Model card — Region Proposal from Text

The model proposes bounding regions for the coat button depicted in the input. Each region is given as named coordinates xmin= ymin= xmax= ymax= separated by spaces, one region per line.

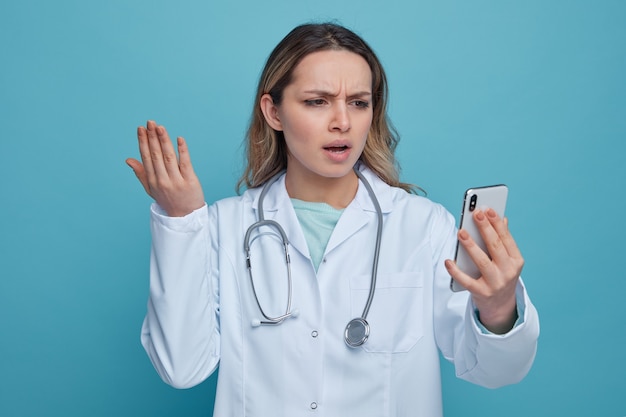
xmin=310 ymin=402 xmax=318 ymax=410
xmin=311 ymin=330 xmax=318 ymax=338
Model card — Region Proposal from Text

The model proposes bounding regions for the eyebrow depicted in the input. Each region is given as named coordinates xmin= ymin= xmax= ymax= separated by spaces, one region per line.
xmin=303 ymin=89 xmax=372 ymax=98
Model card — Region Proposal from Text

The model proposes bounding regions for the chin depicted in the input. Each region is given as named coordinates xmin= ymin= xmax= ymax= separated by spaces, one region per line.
xmin=320 ymin=165 xmax=358 ymax=180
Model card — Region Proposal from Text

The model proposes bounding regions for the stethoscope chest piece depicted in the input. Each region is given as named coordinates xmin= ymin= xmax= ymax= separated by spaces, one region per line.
xmin=344 ymin=317 xmax=370 ymax=348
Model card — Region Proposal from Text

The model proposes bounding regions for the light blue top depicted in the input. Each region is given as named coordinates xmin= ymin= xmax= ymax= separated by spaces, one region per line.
xmin=291 ymin=198 xmax=344 ymax=271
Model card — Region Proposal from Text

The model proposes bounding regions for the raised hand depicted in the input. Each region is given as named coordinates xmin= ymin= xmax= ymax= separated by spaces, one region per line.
xmin=445 ymin=208 xmax=523 ymax=334
xmin=126 ymin=120 xmax=205 ymax=217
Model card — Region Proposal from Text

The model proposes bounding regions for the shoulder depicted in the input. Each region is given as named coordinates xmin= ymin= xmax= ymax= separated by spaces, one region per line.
xmin=359 ymin=165 xmax=449 ymax=215
xmin=357 ymin=165 xmax=455 ymax=228
xmin=209 ymin=186 xmax=259 ymax=211
xmin=390 ymin=188 xmax=456 ymax=231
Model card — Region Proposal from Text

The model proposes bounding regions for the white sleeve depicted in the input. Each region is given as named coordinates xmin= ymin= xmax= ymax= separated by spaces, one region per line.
xmin=140 ymin=203 xmax=220 ymax=389
xmin=432 ymin=206 xmax=540 ymax=389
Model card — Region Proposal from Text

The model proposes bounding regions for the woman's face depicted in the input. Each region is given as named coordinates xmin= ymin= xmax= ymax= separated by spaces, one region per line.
xmin=262 ymin=49 xmax=373 ymax=183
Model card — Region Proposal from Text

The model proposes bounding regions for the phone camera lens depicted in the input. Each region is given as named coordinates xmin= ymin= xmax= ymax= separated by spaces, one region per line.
xmin=469 ymin=194 xmax=477 ymax=212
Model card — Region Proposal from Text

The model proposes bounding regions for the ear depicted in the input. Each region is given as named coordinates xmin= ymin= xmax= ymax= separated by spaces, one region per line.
xmin=260 ymin=93 xmax=283 ymax=131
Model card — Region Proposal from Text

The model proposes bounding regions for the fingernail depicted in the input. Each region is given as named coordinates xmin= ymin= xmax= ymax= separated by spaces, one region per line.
xmin=475 ymin=210 xmax=485 ymax=221
xmin=459 ymin=229 xmax=469 ymax=240
xmin=487 ymin=208 xmax=496 ymax=218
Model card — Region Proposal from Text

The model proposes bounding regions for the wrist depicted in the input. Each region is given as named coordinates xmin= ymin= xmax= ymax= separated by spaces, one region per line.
xmin=475 ymin=299 xmax=518 ymax=335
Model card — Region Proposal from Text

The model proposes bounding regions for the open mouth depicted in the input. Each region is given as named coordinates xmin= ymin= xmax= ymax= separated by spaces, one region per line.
xmin=324 ymin=145 xmax=349 ymax=153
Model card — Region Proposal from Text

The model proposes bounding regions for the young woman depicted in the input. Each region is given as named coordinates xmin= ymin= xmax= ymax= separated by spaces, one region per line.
xmin=126 ymin=23 xmax=539 ymax=417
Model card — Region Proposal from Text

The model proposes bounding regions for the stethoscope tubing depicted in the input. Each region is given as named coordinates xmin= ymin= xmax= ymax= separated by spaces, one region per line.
xmin=244 ymin=165 xmax=382 ymax=347
xmin=244 ymin=169 xmax=294 ymax=326
xmin=353 ymin=167 xmax=382 ymax=322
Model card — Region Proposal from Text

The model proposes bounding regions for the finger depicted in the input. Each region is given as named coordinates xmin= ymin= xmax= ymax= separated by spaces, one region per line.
xmin=486 ymin=209 xmax=523 ymax=261
xmin=155 ymin=124 xmax=184 ymax=180
xmin=457 ymin=227 xmax=498 ymax=279
xmin=445 ymin=258 xmax=485 ymax=294
xmin=472 ymin=209 xmax=510 ymax=266
xmin=137 ymin=125 xmax=156 ymax=186
xmin=125 ymin=158 xmax=152 ymax=196
xmin=176 ymin=136 xmax=196 ymax=180
xmin=145 ymin=120 xmax=170 ymax=180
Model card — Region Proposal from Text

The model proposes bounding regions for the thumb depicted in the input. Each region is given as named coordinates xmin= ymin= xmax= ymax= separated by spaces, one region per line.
xmin=125 ymin=158 xmax=152 ymax=197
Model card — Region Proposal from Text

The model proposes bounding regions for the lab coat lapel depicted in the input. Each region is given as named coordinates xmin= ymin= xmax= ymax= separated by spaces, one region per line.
xmin=325 ymin=167 xmax=392 ymax=255
xmin=324 ymin=203 xmax=369 ymax=255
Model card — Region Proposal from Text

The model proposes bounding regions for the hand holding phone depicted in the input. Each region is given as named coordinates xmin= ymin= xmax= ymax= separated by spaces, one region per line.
xmin=450 ymin=185 xmax=508 ymax=292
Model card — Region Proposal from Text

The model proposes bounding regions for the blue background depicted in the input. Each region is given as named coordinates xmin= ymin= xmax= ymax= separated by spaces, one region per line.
xmin=1 ymin=0 xmax=625 ymax=416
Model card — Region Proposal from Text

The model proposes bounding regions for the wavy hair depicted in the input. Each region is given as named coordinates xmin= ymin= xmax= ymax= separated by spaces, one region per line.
xmin=237 ymin=22 xmax=415 ymax=193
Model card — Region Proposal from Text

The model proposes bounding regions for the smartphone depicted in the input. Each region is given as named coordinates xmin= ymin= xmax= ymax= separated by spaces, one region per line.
xmin=450 ymin=185 xmax=508 ymax=292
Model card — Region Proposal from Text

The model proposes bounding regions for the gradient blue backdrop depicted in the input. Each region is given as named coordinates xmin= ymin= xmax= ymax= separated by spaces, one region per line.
xmin=1 ymin=1 xmax=624 ymax=416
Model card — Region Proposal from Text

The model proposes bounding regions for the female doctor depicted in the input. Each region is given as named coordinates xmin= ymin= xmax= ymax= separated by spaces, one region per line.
xmin=126 ymin=23 xmax=539 ymax=417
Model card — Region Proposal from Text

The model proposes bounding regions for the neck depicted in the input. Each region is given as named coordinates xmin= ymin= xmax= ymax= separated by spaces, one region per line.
xmin=285 ymin=169 xmax=358 ymax=209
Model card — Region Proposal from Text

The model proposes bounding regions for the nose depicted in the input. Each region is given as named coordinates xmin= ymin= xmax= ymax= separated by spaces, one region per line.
xmin=329 ymin=103 xmax=350 ymax=132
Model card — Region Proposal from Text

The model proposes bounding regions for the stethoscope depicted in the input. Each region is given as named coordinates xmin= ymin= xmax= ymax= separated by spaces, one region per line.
xmin=244 ymin=166 xmax=382 ymax=348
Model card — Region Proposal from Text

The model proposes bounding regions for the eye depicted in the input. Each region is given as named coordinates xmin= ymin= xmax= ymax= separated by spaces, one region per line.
xmin=351 ymin=99 xmax=370 ymax=109
xmin=304 ymin=98 xmax=327 ymax=106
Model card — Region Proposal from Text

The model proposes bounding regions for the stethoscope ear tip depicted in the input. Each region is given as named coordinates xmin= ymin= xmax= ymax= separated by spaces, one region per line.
xmin=251 ymin=319 xmax=261 ymax=327
xmin=291 ymin=309 xmax=300 ymax=318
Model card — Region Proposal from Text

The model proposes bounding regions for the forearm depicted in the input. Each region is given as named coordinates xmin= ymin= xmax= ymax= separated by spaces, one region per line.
xmin=141 ymin=203 xmax=220 ymax=388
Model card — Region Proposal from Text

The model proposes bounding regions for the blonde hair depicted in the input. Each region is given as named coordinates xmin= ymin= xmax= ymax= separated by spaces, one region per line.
xmin=237 ymin=22 xmax=416 ymax=193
